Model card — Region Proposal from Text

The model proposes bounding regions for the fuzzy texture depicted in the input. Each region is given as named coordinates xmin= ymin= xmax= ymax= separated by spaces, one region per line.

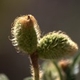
xmin=37 ymin=31 xmax=78 ymax=59
xmin=11 ymin=14 xmax=41 ymax=54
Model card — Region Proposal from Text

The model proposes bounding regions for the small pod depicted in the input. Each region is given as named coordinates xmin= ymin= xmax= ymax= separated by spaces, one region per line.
xmin=11 ymin=14 xmax=41 ymax=54
xmin=37 ymin=31 xmax=78 ymax=59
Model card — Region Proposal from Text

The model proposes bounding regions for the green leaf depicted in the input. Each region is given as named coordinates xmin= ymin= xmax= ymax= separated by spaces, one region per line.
xmin=71 ymin=51 xmax=80 ymax=74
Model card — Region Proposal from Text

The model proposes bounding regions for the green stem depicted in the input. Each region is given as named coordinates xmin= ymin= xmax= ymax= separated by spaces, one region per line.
xmin=30 ymin=52 xmax=39 ymax=80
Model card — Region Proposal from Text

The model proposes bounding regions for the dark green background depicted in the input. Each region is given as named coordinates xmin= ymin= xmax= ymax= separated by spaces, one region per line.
xmin=0 ymin=0 xmax=80 ymax=80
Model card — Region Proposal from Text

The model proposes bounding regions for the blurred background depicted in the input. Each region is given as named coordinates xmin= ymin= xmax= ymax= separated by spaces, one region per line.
xmin=0 ymin=0 xmax=80 ymax=80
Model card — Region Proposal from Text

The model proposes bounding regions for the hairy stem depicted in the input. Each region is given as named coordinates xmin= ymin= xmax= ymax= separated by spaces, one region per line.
xmin=30 ymin=52 xmax=39 ymax=80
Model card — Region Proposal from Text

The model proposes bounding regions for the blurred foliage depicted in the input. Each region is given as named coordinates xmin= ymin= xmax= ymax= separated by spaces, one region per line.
xmin=0 ymin=74 xmax=9 ymax=80
xmin=41 ymin=61 xmax=61 ymax=80
xmin=23 ymin=51 xmax=80 ymax=80
xmin=23 ymin=77 xmax=32 ymax=80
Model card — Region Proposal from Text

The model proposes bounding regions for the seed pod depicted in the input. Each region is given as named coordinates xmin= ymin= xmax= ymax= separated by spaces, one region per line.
xmin=11 ymin=14 xmax=41 ymax=54
xmin=37 ymin=31 xmax=78 ymax=59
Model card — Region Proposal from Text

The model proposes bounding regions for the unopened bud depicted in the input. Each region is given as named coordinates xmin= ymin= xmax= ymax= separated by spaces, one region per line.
xmin=11 ymin=14 xmax=41 ymax=54
xmin=37 ymin=31 xmax=78 ymax=59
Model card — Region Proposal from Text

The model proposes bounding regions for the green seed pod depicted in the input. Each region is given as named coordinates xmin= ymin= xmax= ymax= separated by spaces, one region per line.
xmin=11 ymin=14 xmax=41 ymax=54
xmin=37 ymin=31 xmax=78 ymax=59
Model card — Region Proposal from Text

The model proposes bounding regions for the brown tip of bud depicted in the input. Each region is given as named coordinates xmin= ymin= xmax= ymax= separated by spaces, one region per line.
xmin=18 ymin=15 xmax=32 ymax=27
xmin=14 ymin=14 xmax=38 ymax=28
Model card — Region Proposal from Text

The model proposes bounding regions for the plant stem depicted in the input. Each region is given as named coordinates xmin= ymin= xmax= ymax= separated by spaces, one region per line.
xmin=30 ymin=52 xmax=39 ymax=80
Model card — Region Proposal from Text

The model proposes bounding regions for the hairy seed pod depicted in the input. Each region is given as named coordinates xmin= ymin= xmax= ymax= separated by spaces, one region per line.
xmin=11 ymin=14 xmax=41 ymax=54
xmin=37 ymin=31 xmax=78 ymax=59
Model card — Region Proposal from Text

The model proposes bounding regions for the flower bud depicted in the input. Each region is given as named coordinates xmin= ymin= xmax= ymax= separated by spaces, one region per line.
xmin=11 ymin=14 xmax=41 ymax=54
xmin=37 ymin=31 xmax=78 ymax=59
